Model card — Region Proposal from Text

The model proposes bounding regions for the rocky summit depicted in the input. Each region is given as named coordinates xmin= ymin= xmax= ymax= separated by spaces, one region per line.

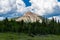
xmin=16 ymin=12 xmax=43 ymax=23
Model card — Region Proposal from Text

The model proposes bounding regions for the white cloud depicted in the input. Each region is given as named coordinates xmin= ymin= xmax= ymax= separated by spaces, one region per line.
xmin=0 ymin=17 xmax=5 ymax=20
xmin=48 ymin=16 xmax=60 ymax=22
xmin=58 ymin=2 xmax=60 ymax=7
xmin=0 ymin=0 xmax=60 ymax=20
xmin=0 ymin=0 xmax=11 ymax=13
xmin=16 ymin=0 xmax=26 ymax=12
xmin=0 ymin=0 xmax=25 ymax=14
xmin=29 ymin=0 xmax=59 ymax=16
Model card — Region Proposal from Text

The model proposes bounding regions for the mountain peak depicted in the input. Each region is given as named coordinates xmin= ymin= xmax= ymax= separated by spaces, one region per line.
xmin=16 ymin=12 xmax=42 ymax=23
xmin=24 ymin=12 xmax=33 ymax=16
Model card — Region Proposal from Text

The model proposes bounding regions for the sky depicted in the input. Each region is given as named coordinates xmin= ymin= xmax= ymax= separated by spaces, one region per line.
xmin=23 ymin=0 xmax=31 ymax=7
xmin=58 ymin=0 xmax=60 ymax=2
xmin=0 ymin=0 xmax=60 ymax=21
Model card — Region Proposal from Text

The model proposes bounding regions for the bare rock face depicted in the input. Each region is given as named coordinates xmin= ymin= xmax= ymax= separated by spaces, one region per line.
xmin=16 ymin=12 xmax=42 ymax=23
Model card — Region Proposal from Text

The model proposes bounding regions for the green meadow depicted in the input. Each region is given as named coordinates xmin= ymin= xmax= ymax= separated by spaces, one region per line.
xmin=0 ymin=33 xmax=60 ymax=40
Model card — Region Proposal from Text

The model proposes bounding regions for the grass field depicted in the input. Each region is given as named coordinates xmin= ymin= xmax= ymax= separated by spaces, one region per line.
xmin=0 ymin=33 xmax=60 ymax=40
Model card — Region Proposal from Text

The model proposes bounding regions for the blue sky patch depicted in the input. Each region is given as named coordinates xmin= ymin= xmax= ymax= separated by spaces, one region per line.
xmin=23 ymin=0 xmax=31 ymax=7
xmin=58 ymin=0 xmax=60 ymax=2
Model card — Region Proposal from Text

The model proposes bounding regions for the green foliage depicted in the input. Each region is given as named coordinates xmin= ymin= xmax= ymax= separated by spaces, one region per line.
xmin=0 ymin=18 xmax=60 ymax=35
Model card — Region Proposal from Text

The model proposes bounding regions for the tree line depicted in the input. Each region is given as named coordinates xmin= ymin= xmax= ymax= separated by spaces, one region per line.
xmin=0 ymin=18 xmax=60 ymax=35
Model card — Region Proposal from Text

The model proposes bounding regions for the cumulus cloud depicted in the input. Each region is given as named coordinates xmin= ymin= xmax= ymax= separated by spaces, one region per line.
xmin=0 ymin=0 xmax=28 ymax=14
xmin=0 ymin=0 xmax=16 ymax=13
xmin=29 ymin=0 xmax=59 ymax=16
xmin=0 ymin=0 xmax=27 ymax=18
xmin=0 ymin=0 xmax=59 ymax=15
xmin=16 ymin=0 xmax=25 ymax=12
xmin=58 ymin=2 xmax=60 ymax=7
xmin=0 ymin=0 xmax=60 ymax=20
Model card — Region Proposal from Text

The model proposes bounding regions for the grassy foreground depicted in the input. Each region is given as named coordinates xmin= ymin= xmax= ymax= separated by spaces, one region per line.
xmin=0 ymin=33 xmax=60 ymax=40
